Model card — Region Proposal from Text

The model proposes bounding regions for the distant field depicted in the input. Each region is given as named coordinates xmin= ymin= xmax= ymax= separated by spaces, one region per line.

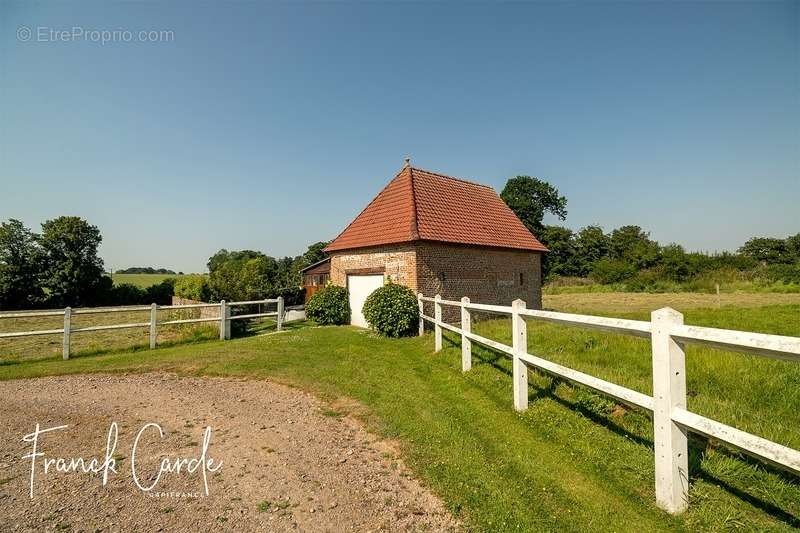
xmin=544 ymin=291 xmax=800 ymax=314
xmin=111 ymin=273 xmax=183 ymax=287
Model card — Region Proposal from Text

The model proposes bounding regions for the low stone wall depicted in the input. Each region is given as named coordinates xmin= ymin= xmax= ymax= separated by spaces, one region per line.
xmin=171 ymin=296 xmax=220 ymax=319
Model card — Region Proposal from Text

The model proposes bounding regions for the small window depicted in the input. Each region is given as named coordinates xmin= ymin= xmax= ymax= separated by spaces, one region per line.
xmin=519 ymin=272 xmax=525 ymax=285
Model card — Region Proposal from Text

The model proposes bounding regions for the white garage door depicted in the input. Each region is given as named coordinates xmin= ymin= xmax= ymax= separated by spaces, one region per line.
xmin=348 ymin=274 xmax=384 ymax=328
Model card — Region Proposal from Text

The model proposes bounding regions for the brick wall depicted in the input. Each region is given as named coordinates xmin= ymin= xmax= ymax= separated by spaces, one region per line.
xmin=329 ymin=244 xmax=418 ymax=290
xmin=329 ymin=241 xmax=543 ymax=324
xmin=416 ymin=242 xmax=542 ymax=323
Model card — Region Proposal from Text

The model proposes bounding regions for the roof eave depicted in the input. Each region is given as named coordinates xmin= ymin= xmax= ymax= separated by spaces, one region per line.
xmin=299 ymin=256 xmax=331 ymax=273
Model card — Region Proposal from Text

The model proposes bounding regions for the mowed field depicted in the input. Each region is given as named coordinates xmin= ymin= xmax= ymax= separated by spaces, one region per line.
xmin=111 ymin=272 xmax=185 ymax=287
xmin=544 ymin=290 xmax=800 ymax=314
xmin=0 ymin=292 xmax=798 ymax=531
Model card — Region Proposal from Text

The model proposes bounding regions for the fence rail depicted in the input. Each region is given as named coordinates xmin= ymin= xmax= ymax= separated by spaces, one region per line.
xmin=418 ymin=293 xmax=800 ymax=515
xmin=0 ymin=298 xmax=285 ymax=359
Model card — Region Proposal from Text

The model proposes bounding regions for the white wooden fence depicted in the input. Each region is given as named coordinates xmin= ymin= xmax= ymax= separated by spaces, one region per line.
xmin=418 ymin=293 xmax=800 ymax=515
xmin=0 ymin=297 xmax=284 ymax=360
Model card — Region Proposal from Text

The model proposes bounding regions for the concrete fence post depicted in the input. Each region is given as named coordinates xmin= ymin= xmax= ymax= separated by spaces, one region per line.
xmin=417 ymin=293 xmax=424 ymax=336
xmin=651 ymin=307 xmax=689 ymax=514
xmin=512 ymin=299 xmax=528 ymax=412
xmin=224 ymin=302 xmax=231 ymax=340
xmin=149 ymin=303 xmax=158 ymax=349
xmin=277 ymin=297 xmax=284 ymax=331
xmin=461 ymin=296 xmax=471 ymax=372
xmin=219 ymin=300 xmax=227 ymax=340
xmin=434 ymin=294 xmax=442 ymax=352
xmin=62 ymin=307 xmax=71 ymax=360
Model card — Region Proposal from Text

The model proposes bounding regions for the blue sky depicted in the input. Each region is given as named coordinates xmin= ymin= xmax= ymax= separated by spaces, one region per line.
xmin=1 ymin=1 xmax=798 ymax=273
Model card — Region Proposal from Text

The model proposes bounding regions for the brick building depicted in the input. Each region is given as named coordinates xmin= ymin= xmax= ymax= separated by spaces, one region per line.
xmin=324 ymin=161 xmax=547 ymax=326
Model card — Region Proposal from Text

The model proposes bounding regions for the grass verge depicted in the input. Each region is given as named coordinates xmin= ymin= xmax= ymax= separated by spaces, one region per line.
xmin=0 ymin=307 xmax=798 ymax=531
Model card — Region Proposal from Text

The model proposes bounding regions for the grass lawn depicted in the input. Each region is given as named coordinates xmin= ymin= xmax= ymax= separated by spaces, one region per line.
xmin=1 ymin=303 xmax=798 ymax=531
xmin=112 ymin=273 xmax=184 ymax=287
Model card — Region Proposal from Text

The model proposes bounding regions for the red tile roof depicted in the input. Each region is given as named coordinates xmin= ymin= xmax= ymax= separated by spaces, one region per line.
xmin=324 ymin=165 xmax=548 ymax=253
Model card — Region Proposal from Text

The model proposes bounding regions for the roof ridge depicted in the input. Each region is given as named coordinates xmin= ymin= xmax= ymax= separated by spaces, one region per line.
xmin=409 ymin=166 xmax=495 ymax=190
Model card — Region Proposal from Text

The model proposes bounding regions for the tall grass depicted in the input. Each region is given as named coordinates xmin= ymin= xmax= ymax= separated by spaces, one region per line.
xmin=545 ymin=269 xmax=800 ymax=295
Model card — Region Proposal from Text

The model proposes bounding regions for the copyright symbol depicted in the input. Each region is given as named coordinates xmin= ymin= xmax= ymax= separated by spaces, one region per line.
xmin=17 ymin=26 xmax=32 ymax=42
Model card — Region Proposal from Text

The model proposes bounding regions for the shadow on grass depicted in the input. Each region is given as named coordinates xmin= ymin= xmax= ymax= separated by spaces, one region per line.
xmin=238 ymin=319 xmax=309 ymax=338
xmin=441 ymin=329 xmax=800 ymax=528
xmin=697 ymin=469 xmax=800 ymax=528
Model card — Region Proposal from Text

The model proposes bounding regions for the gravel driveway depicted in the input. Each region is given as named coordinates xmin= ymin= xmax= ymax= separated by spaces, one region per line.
xmin=0 ymin=374 xmax=459 ymax=532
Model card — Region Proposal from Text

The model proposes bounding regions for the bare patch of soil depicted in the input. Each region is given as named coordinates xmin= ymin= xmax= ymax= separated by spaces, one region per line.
xmin=0 ymin=374 xmax=459 ymax=532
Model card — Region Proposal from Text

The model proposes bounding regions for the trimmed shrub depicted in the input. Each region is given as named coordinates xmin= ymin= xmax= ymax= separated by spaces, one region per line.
xmin=306 ymin=284 xmax=350 ymax=325
xmin=362 ymin=282 xmax=419 ymax=337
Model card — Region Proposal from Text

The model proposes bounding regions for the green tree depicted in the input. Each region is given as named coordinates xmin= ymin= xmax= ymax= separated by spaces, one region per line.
xmin=500 ymin=176 xmax=567 ymax=236
xmin=38 ymin=216 xmax=107 ymax=307
xmin=739 ymin=237 xmax=793 ymax=264
xmin=660 ymin=243 xmax=693 ymax=282
xmin=207 ymin=249 xmax=263 ymax=273
xmin=609 ymin=225 xmax=661 ymax=269
xmin=303 ymin=241 xmax=330 ymax=266
xmin=174 ymin=274 xmax=212 ymax=301
xmin=786 ymin=233 xmax=800 ymax=259
xmin=573 ymin=225 xmax=611 ymax=276
xmin=538 ymin=225 xmax=578 ymax=279
xmin=0 ymin=219 xmax=44 ymax=309
xmin=208 ymin=250 xmax=301 ymax=302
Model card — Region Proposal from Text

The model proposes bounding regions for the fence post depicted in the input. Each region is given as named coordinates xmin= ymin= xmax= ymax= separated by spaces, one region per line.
xmin=62 ymin=307 xmax=71 ymax=360
xmin=512 ymin=299 xmax=528 ymax=412
xmin=277 ymin=297 xmax=284 ymax=331
xmin=651 ymin=307 xmax=689 ymax=514
xmin=219 ymin=300 xmax=227 ymax=340
xmin=434 ymin=294 xmax=442 ymax=352
xmin=149 ymin=303 xmax=158 ymax=349
xmin=461 ymin=296 xmax=471 ymax=371
xmin=418 ymin=293 xmax=424 ymax=336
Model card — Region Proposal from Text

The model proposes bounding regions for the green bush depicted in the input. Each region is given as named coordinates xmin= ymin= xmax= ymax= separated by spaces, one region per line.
xmin=174 ymin=274 xmax=212 ymax=302
xmin=275 ymin=286 xmax=305 ymax=306
xmin=362 ymin=282 xmax=419 ymax=337
xmin=108 ymin=283 xmax=146 ymax=305
xmin=590 ymin=259 xmax=636 ymax=284
xmin=305 ymin=284 xmax=350 ymax=325
xmin=144 ymin=278 xmax=176 ymax=305
xmin=762 ymin=263 xmax=800 ymax=284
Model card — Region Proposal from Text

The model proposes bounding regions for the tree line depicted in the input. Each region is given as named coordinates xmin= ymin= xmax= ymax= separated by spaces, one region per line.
xmin=116 ymin=267 xmax=182 ymax=275
xmin=0 ymin=216 xmax=329 ymax=310
xmin=0 ymin=217 xmax=112 ymax=309
xmin=500 ymin=176 xmax=800 ymax=290
xmin=174 ymin=242 xmax=328 ymax=306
